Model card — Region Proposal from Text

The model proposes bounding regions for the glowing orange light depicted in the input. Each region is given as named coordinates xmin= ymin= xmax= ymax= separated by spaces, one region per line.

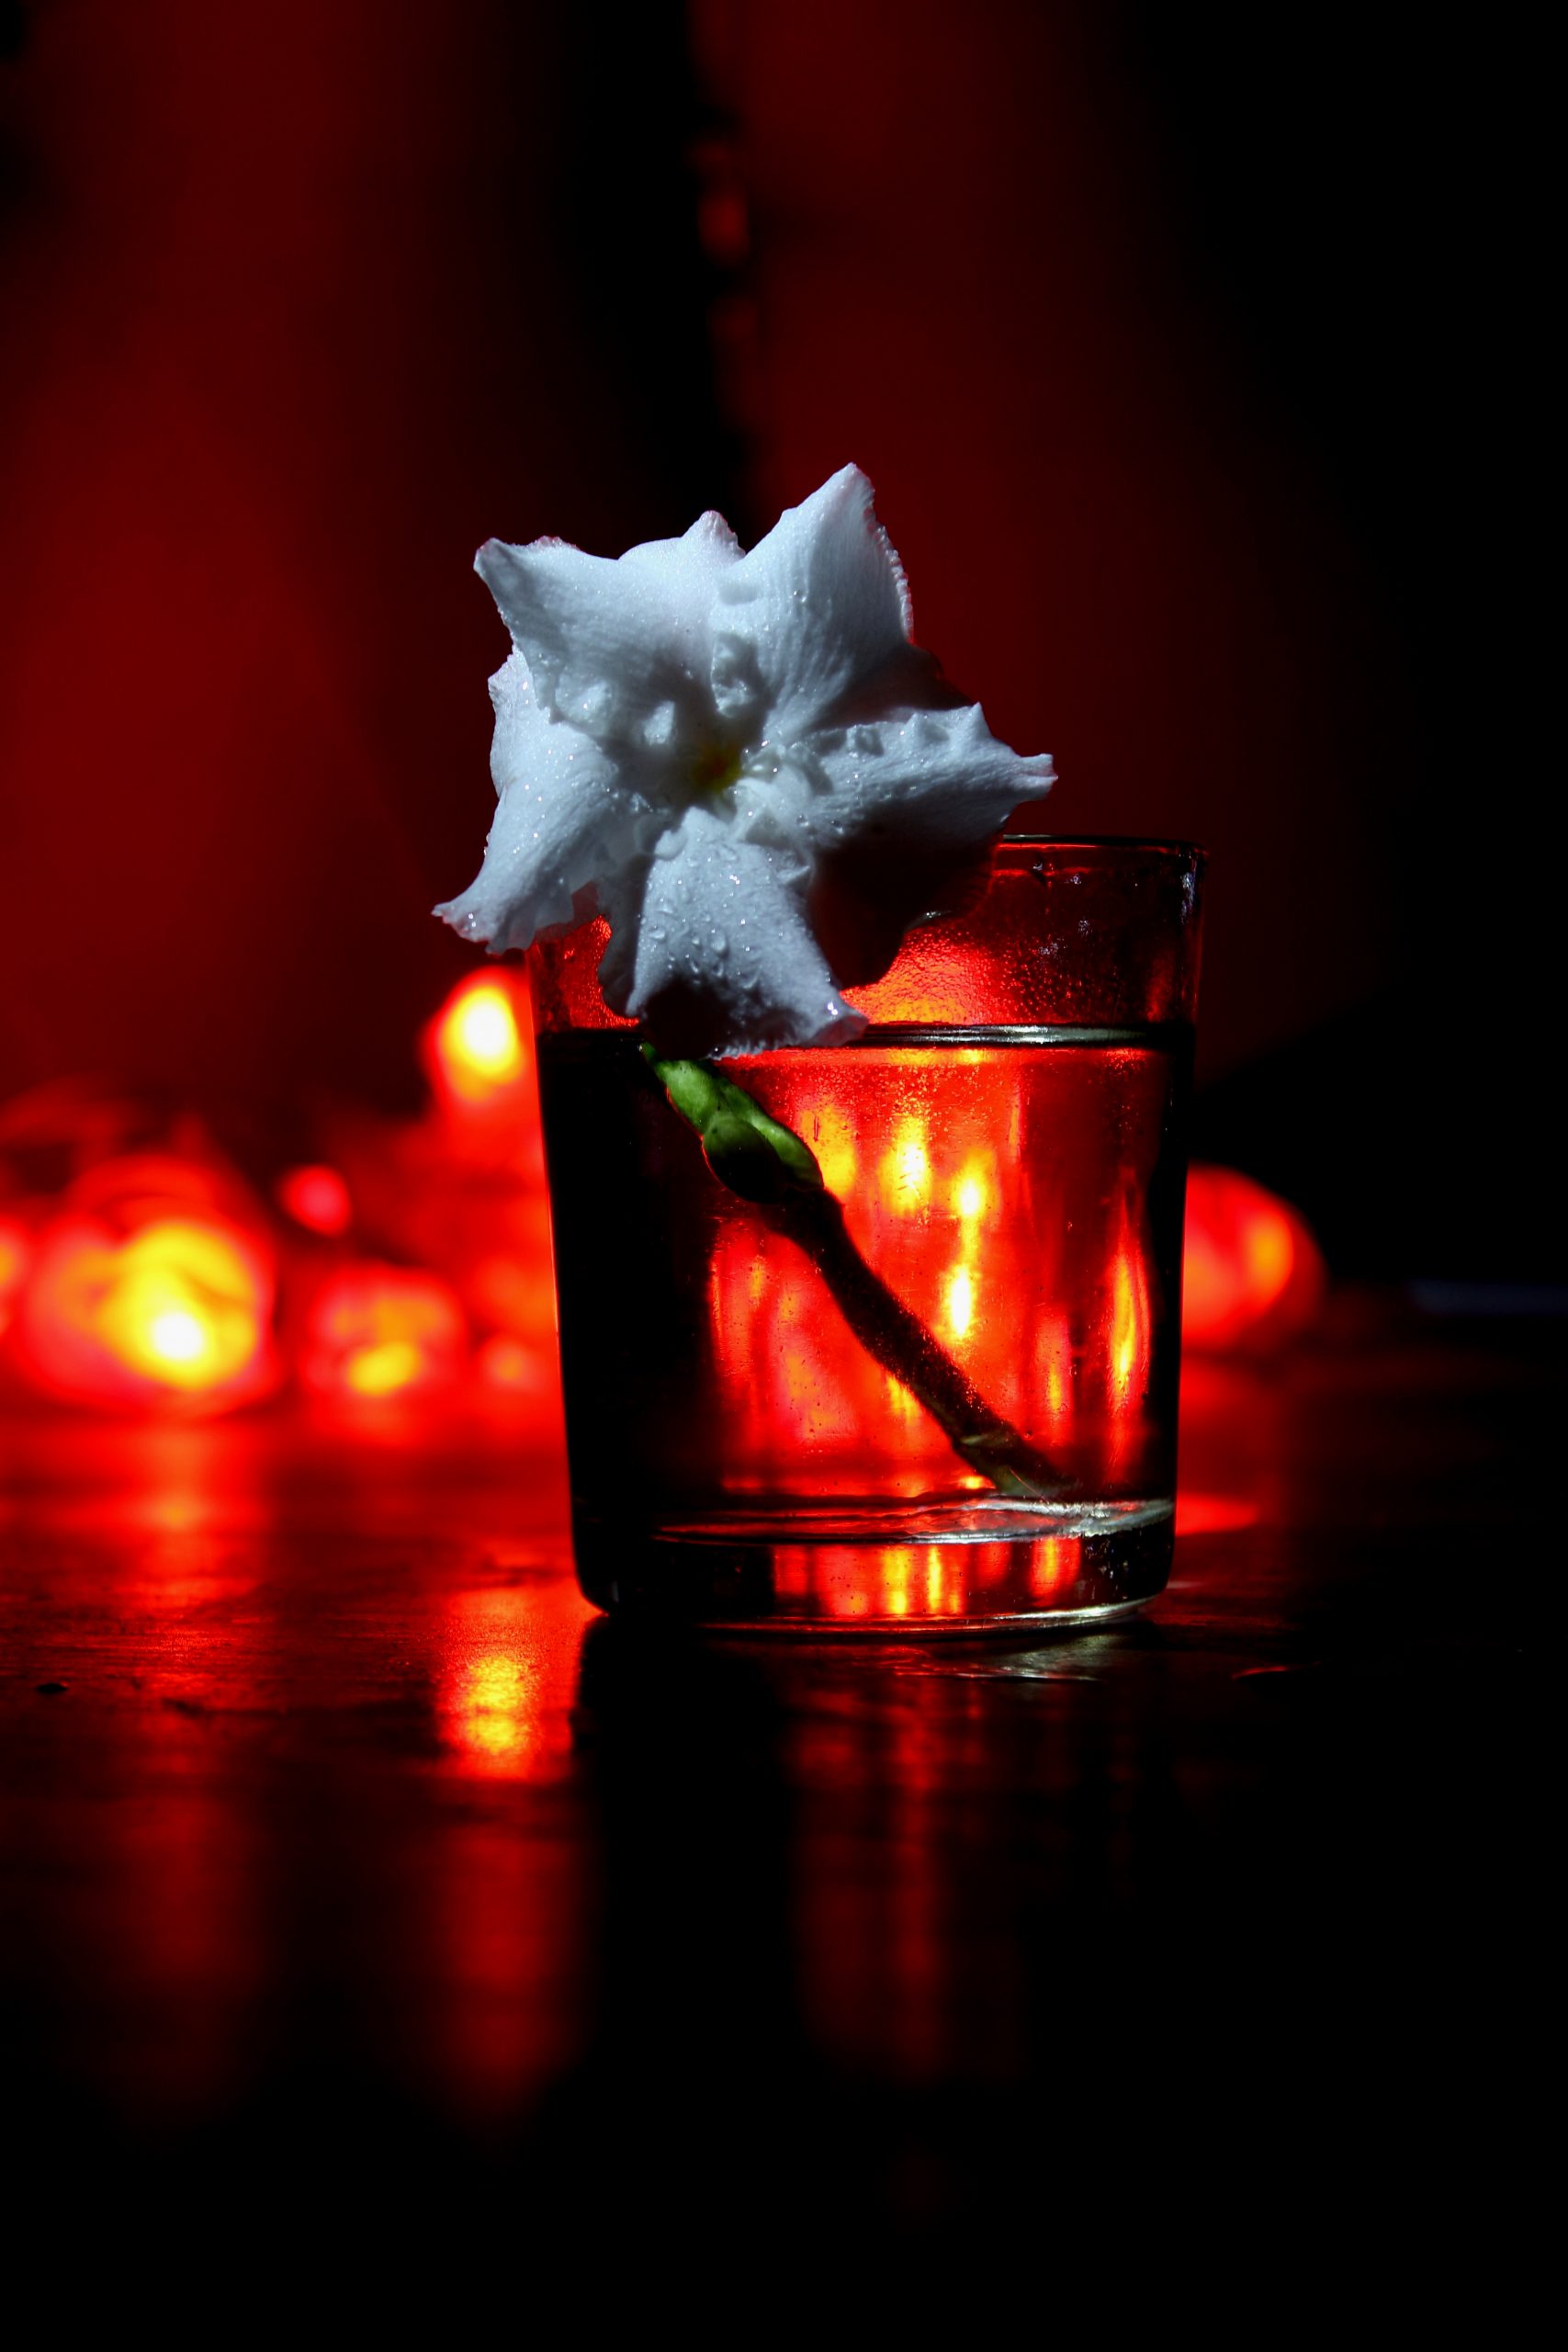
xmin=879 ymin=1117 xmax=931 ymax=1214
xmin=1036 ymin=1313 xmax=1074 ymax=1444
xmin=343 ymin=1338 xmax=425 ymax=1396
xmin=477 ymin=1332 xmax=547 ymax=1392
xmin=1109 ymin=1238 xmax=1148 ymax=1408
xmin=455 ymin=1653 xmax=538 ymax=1768
xmin=145 ymin=1488 xmax=209 ymax=1535
xmin=811 ymin=1104 xmax=859 ymax=1198
xmin=1029 ymin=1535 xmax=1082 ymax=1601
xmin=430 ymin=974 xmax=528 ymax=1107
xmin=14 ymin=1210 xmax=275 ymax=1411
xmin=773 ymin=1537 xmax=1051 ymax=1621
xmin=434 ymin=1588 xmax=579 ymax=1784
xmin=897 ymin=1138 xmax=930 ymax=1201
xmin=695 ymin=1057 xmax=1290 ymax=1541
xmin=147 ymin=1306 xmax=208 ymax=1364
xmin=844 ymin=952 xmax=986 ymax=1028
xmin=483 ymin=1338 xmax=533 ymax=1388
xmin=276 ymin=1163 xmax=352 ymax=1237
xmin=1182 ymin=1165 xmax=1325 ymax=1351
xmin=1101 ymin=1210 xmax=1154 ymax=1481
xmin=954 ymin=1169 xmax=988 ymax=1223
xmin=302 ymin=1262 xmax=467 ymax=1398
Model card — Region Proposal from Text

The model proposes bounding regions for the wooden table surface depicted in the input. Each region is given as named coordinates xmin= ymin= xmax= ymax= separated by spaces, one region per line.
xmin=1 ymin=1293 xmax=1551 ymax=2272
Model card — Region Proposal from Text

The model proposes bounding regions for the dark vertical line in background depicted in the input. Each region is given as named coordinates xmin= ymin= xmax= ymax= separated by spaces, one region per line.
xmin=0 ymin=4 xmax=38 ymax=250
xmin=550 ymin=0 xmax=745 ymax=537
xmin=0 ymin=0 xmax=29 ymax=60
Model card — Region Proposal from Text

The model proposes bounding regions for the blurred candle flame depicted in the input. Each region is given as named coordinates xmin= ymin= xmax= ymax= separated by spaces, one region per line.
xmin=428 ymin=973 xmax=529 ymax=1108
xmin=15 ymin=1210 xmax=275 ymax=1411
xmin=302 ymin=1262 xmax=467 ymax=1398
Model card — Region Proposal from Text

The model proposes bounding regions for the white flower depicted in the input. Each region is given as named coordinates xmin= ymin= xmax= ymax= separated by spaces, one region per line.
xmin=436 ymin=464 xmax=1052 ymax=1053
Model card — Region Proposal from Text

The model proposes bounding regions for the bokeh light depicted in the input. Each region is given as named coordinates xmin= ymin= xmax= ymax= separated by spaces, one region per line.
xmin=1183 ymin=1163 xmax=1325 ymax=1351
xmin=276 ymin=1164 xmax=353 ymax=1237
xmin=427 ymin=973 xmax=530 ymax=1109
xmin=301 ymin=1261 xmax=467 ymax=1399
xmin=15 ymin=1210 xmax=276 ymax=1412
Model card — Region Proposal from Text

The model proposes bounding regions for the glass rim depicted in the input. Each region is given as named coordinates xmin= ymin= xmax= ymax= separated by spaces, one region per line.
xmin=998 ymin=832 xmax=1206 ymax=864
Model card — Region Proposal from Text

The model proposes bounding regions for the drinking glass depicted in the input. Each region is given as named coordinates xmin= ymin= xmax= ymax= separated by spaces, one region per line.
xmin=530 ymin=837 xmax=1204 ymax=1632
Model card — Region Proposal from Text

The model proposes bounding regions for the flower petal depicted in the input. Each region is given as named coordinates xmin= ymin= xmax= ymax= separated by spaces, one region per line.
xmin=476 ymin=510 xmax=740 ymax=760
xmin=434 ymin=652 xmax=653 ymax=954
xmin=796 ymin=699 xmax=1054 ymax=857
xmin=710 ymin=464 xmax=921 ymax=745
xmin=597 ymin=807 xmax=866 ymax=1054
xmin=792 ymin=702 xmax=1055 ymax=987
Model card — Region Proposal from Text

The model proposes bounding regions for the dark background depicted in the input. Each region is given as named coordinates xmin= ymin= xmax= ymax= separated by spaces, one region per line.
xmin=1 ymin=2 xmax=1549 ymax=1274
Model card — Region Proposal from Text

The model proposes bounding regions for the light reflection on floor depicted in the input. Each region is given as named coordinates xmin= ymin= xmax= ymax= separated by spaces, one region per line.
xmin=436 ymin=1582 xmax=581 ymax=1783
xmin=0 ymin=1340 xmax=1315 ymax=2132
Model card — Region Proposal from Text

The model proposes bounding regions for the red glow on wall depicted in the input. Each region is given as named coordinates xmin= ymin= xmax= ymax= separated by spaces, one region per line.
xmin=0 ymin=1218 xmax=33 ymax=1337
xmin=301 ymin=1262 xmax=467 ymax=1399
xmin=1174 ymin=1490 xmax=1262 ymax=1534
xmin=276 ymin=1164 xmax=353 ymax=1238
xmin=1182 ymin=1164 xmax=1325 ymax=1352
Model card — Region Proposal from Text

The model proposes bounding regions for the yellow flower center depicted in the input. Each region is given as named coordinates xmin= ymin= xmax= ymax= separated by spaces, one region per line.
xmin=689 ymin=739 xmax=745 ymax=797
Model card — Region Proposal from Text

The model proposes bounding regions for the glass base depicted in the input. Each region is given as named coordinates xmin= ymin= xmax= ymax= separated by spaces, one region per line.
xmin=572 ymin=1498 xmax=1173 ymax=1636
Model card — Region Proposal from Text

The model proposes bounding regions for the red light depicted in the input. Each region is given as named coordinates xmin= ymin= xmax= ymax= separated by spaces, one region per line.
xmin=477 ymin=1332 xmax=549 ymax=1394
xmin=1176 ymin=1491 xmax=1262 ymax=1534
xmin=276 ymin=1164 xmax=352 ymax=1237
xmin=302 ymin=1262 xmax=467 ymax=1398
xmin=1182 ymin=1165 xmax=1325 ymax=1352
xmin=15 ymin=1209 xmax=276 ymax=1412
xmin=425 ymin=974 xmax=531 ymax=1109
xmin=0 ymin=1216 xmax=32 ymax=1336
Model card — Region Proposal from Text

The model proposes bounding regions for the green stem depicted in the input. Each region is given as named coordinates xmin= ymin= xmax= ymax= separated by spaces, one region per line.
xmin=642 ymin=1048 xmax=1065 ymax=1501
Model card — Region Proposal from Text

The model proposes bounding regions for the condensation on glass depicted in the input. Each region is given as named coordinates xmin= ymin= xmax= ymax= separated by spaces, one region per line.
xmin=530 ymin=839 xmax=1205 ymax=1633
